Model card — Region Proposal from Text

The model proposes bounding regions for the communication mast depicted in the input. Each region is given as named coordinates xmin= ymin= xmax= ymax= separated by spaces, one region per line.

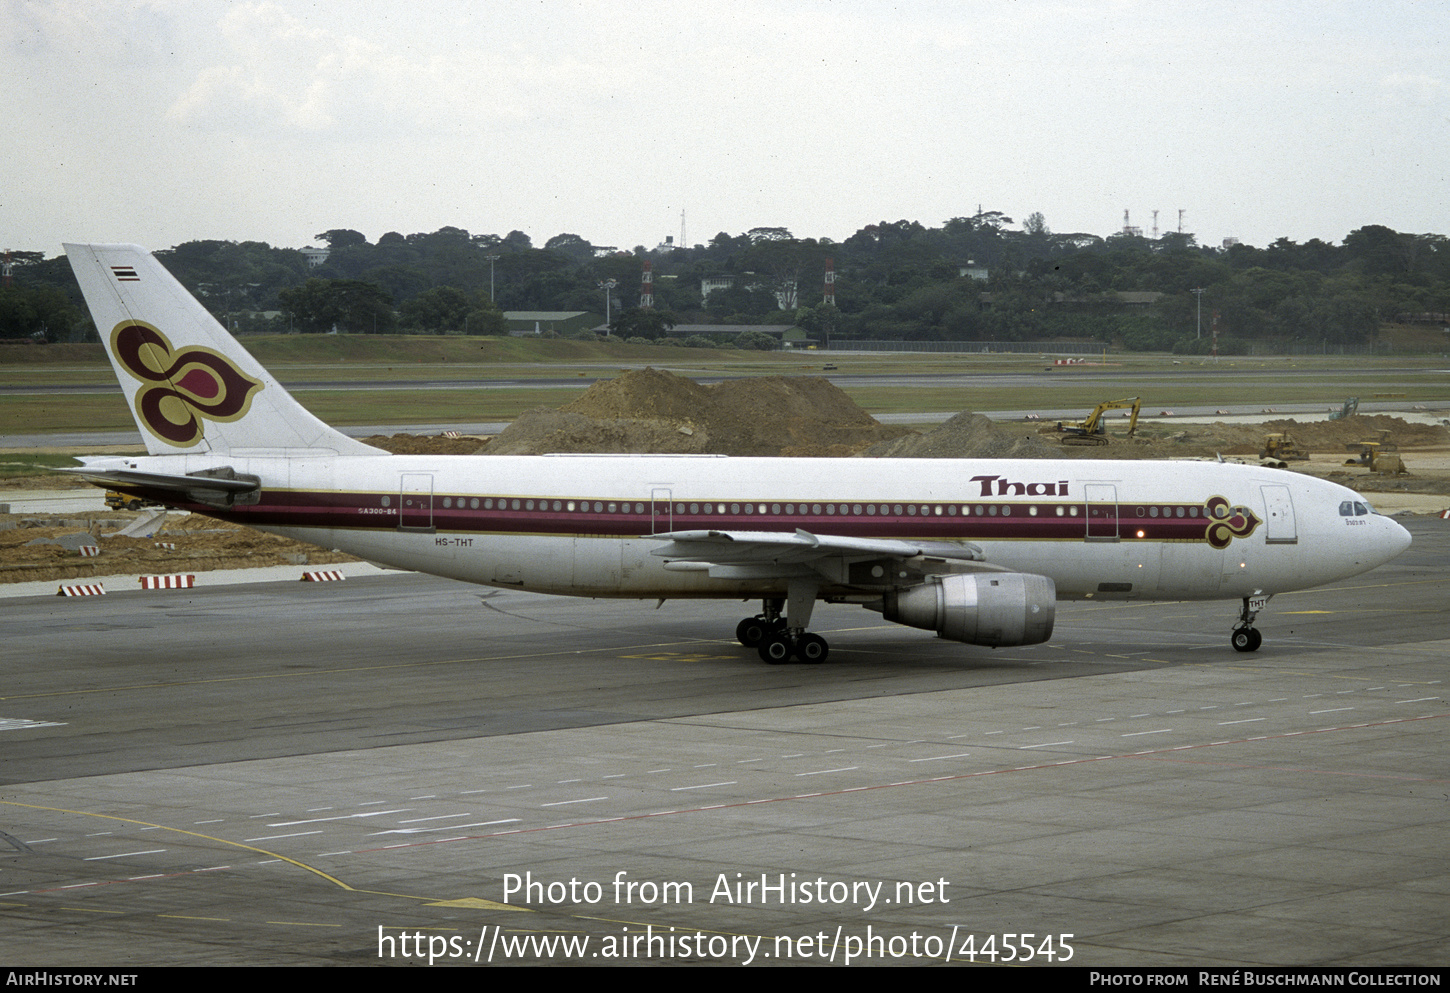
xmin=822 ymin=258 xmax=835 ymax=307
xmin=640 ymin=259 xmax=653 ymax=310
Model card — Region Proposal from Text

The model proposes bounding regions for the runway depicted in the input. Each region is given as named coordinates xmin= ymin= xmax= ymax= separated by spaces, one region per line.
xmin=1 ymin=518 xmax=1445 ymax=966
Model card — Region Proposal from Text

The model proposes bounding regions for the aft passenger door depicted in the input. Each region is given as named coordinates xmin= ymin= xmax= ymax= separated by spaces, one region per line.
xmin=398 ymin=472 xmax=435 ymax=532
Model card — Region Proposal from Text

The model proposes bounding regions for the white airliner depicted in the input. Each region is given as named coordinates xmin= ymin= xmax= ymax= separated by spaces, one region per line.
xmin=63 ymin=243 xmax=1411 ymax=663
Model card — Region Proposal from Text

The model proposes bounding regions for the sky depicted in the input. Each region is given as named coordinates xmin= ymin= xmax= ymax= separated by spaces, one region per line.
xmin=3 ymin=0 xmax=1447 ymax=257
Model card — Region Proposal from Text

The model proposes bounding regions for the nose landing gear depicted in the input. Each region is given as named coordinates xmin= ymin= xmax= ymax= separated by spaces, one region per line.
xmin=1231 ymin=593 xmax=1270 ymax=653
xmin=1231 ymin=627 xmax=1263 ymax=652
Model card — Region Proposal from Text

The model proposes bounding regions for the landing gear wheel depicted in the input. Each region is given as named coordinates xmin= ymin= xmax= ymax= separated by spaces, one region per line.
xmin=1231 ymin=627 xmax=1262 ymax=653
xmin=759 ymin=635 xmax=794 ymax=665
xmin=736 ymin=617 xmax=769 ymax=647
xmin=795 ymin=633 xmax=829 ymax=664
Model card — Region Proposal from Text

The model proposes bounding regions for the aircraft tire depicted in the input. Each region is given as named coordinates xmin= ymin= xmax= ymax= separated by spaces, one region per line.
xmin=1231 ymin=628 xmax=1262 ymax=653
xmin=759 ymin=635 xmax=794 ymax=665
xmin=736 ymin=617 xmax=768 ymax=647
xmin=796 ymin=633 xmax=829 ymax=664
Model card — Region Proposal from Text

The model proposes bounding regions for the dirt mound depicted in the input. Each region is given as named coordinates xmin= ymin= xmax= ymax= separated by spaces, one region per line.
xmin=1259 ymin=414 xmax=1447 ymax=450
xmin=562 ymin=366 xmax=712 ymax=422
xmin=1138 ymin=415 xmax=1450 ymax=457
xmin=358 ymin=433 xmax=487 ymax=455
xmin=479 ymin=407 xmax=710 ymax=456
xmin=479 ymin=368 xmax=907 ymax=457
xmin=859 ymin=412 xmax=1060 ymax=459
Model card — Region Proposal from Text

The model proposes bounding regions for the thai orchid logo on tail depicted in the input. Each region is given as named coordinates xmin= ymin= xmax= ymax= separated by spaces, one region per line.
xmin=112 ymin=321 xmax=263 ymax=447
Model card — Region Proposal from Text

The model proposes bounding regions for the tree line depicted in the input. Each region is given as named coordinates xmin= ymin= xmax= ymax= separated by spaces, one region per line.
xmin=4 ymin=217 xmax=1448 ymax=353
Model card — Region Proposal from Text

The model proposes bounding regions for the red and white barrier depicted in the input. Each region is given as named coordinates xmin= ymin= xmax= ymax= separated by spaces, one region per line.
xmin=57 ymin=583 xmax=106 ymax=596
xmin=301 ymin=570 xmax=346 ymax=582
xmin=139 ymin=574 xmax=195 ymax=589
xmin=77 ymin=545 xmax=100 ymax=557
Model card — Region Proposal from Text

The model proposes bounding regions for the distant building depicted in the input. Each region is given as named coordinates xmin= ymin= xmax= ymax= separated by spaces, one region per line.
xmin=958 ymin=260 xmax=988 ymax=281
xmin=300 ymin=247 xmax=330 ymax=268
xmin=503 ymin=311 xmax=603 ymax=336
xmin=699 ymin=274 xmax=799 ymax=311
xmin=700 ymin=275 xmax=736 ymax=300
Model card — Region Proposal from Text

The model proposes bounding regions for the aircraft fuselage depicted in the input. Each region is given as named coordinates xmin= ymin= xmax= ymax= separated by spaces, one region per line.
xmin=107 ymin=451 xmax=1409 ymax=603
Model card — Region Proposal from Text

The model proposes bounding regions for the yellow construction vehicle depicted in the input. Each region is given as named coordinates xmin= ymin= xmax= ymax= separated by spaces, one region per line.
xmin=1344 ymin=442 xmax=1406 ymax=474
xmin=1346 ymin=429 xmax=1397 ymax=453
xmin=1057 ymin=397 xmax=1141 ymax=446
xmin=104 ymin=490 xmax=159 ymax=511
xmin=1260 ymin=432 xmax=1309 ymax=461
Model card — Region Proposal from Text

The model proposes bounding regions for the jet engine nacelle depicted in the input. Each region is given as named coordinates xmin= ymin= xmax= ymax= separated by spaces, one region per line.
xmin=877 ymin=573 xmax=1056 ymax=647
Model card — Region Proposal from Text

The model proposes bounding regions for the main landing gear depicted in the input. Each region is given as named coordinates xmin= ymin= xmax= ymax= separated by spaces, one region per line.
xmin=735 ymin=582 xmax=829 ymax=664
xmin=1231 ymin=593 xmax=1270 ymax=653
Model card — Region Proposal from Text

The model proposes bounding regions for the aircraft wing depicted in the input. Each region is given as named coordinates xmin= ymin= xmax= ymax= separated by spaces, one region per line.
xmin=649 ymin=528 xmax=1003 ymax=585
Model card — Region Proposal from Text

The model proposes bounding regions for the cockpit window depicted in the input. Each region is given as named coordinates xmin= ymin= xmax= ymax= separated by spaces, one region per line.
xmin=1339 ymin=500 xmax=1373 ymax=517
xmin=1339 ymin=501 xmax=1354 ymax=516
xmin=1356 ymin=501 xmax=1371 ymax=516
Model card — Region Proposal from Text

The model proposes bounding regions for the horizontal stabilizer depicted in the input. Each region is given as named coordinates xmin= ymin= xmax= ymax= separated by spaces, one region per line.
xmin=65 ymin=465 xmax=260 ymax=508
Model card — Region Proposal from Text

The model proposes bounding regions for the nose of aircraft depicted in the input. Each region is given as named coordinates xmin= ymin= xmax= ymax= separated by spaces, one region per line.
xmin=1377 ymin=515 xmax=1413 ymax=566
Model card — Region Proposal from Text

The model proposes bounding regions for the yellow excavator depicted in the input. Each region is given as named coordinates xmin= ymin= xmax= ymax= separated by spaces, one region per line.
xmin=1057 ymin=397 xmax=1141 ymax=446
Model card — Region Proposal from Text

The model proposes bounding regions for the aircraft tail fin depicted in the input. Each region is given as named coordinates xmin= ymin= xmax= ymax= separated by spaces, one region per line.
xmin=65 ymin=243 xmax=384 ymax=457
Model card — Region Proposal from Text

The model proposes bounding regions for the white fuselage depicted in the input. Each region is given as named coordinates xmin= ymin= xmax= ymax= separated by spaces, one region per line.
xmin=113 ymin=452 xmax=1412 ymax=603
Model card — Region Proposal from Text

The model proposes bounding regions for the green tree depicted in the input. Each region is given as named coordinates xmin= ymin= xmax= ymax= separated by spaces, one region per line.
xmin=609 ymin=307 xmax=677 ymax=339
xmin=544 ymin=233 xmax=596 ymax=263
xmin=464 ymin=303 xmax=508 ymax=336
xmin=0 ymin=285 xmax=82 ymax=340
xmin=399 ymin=286 xmax=471 ymax=332
xmin=735 ymin=329 xmax=780 ymax=351
xmin=278 ymin=279 xmax=395 ymax=333
xmin=315 ymin=229 xmax=368 ymax=249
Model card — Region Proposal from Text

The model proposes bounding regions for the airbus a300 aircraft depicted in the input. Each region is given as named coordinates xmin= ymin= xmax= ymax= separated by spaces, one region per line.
xmin=63 ymin=243 xmax=1411 ymax=664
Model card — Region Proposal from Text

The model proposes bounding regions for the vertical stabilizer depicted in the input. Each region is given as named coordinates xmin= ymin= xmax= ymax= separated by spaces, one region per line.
xmin=65 ymin=243 xmax=383 ymax=457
